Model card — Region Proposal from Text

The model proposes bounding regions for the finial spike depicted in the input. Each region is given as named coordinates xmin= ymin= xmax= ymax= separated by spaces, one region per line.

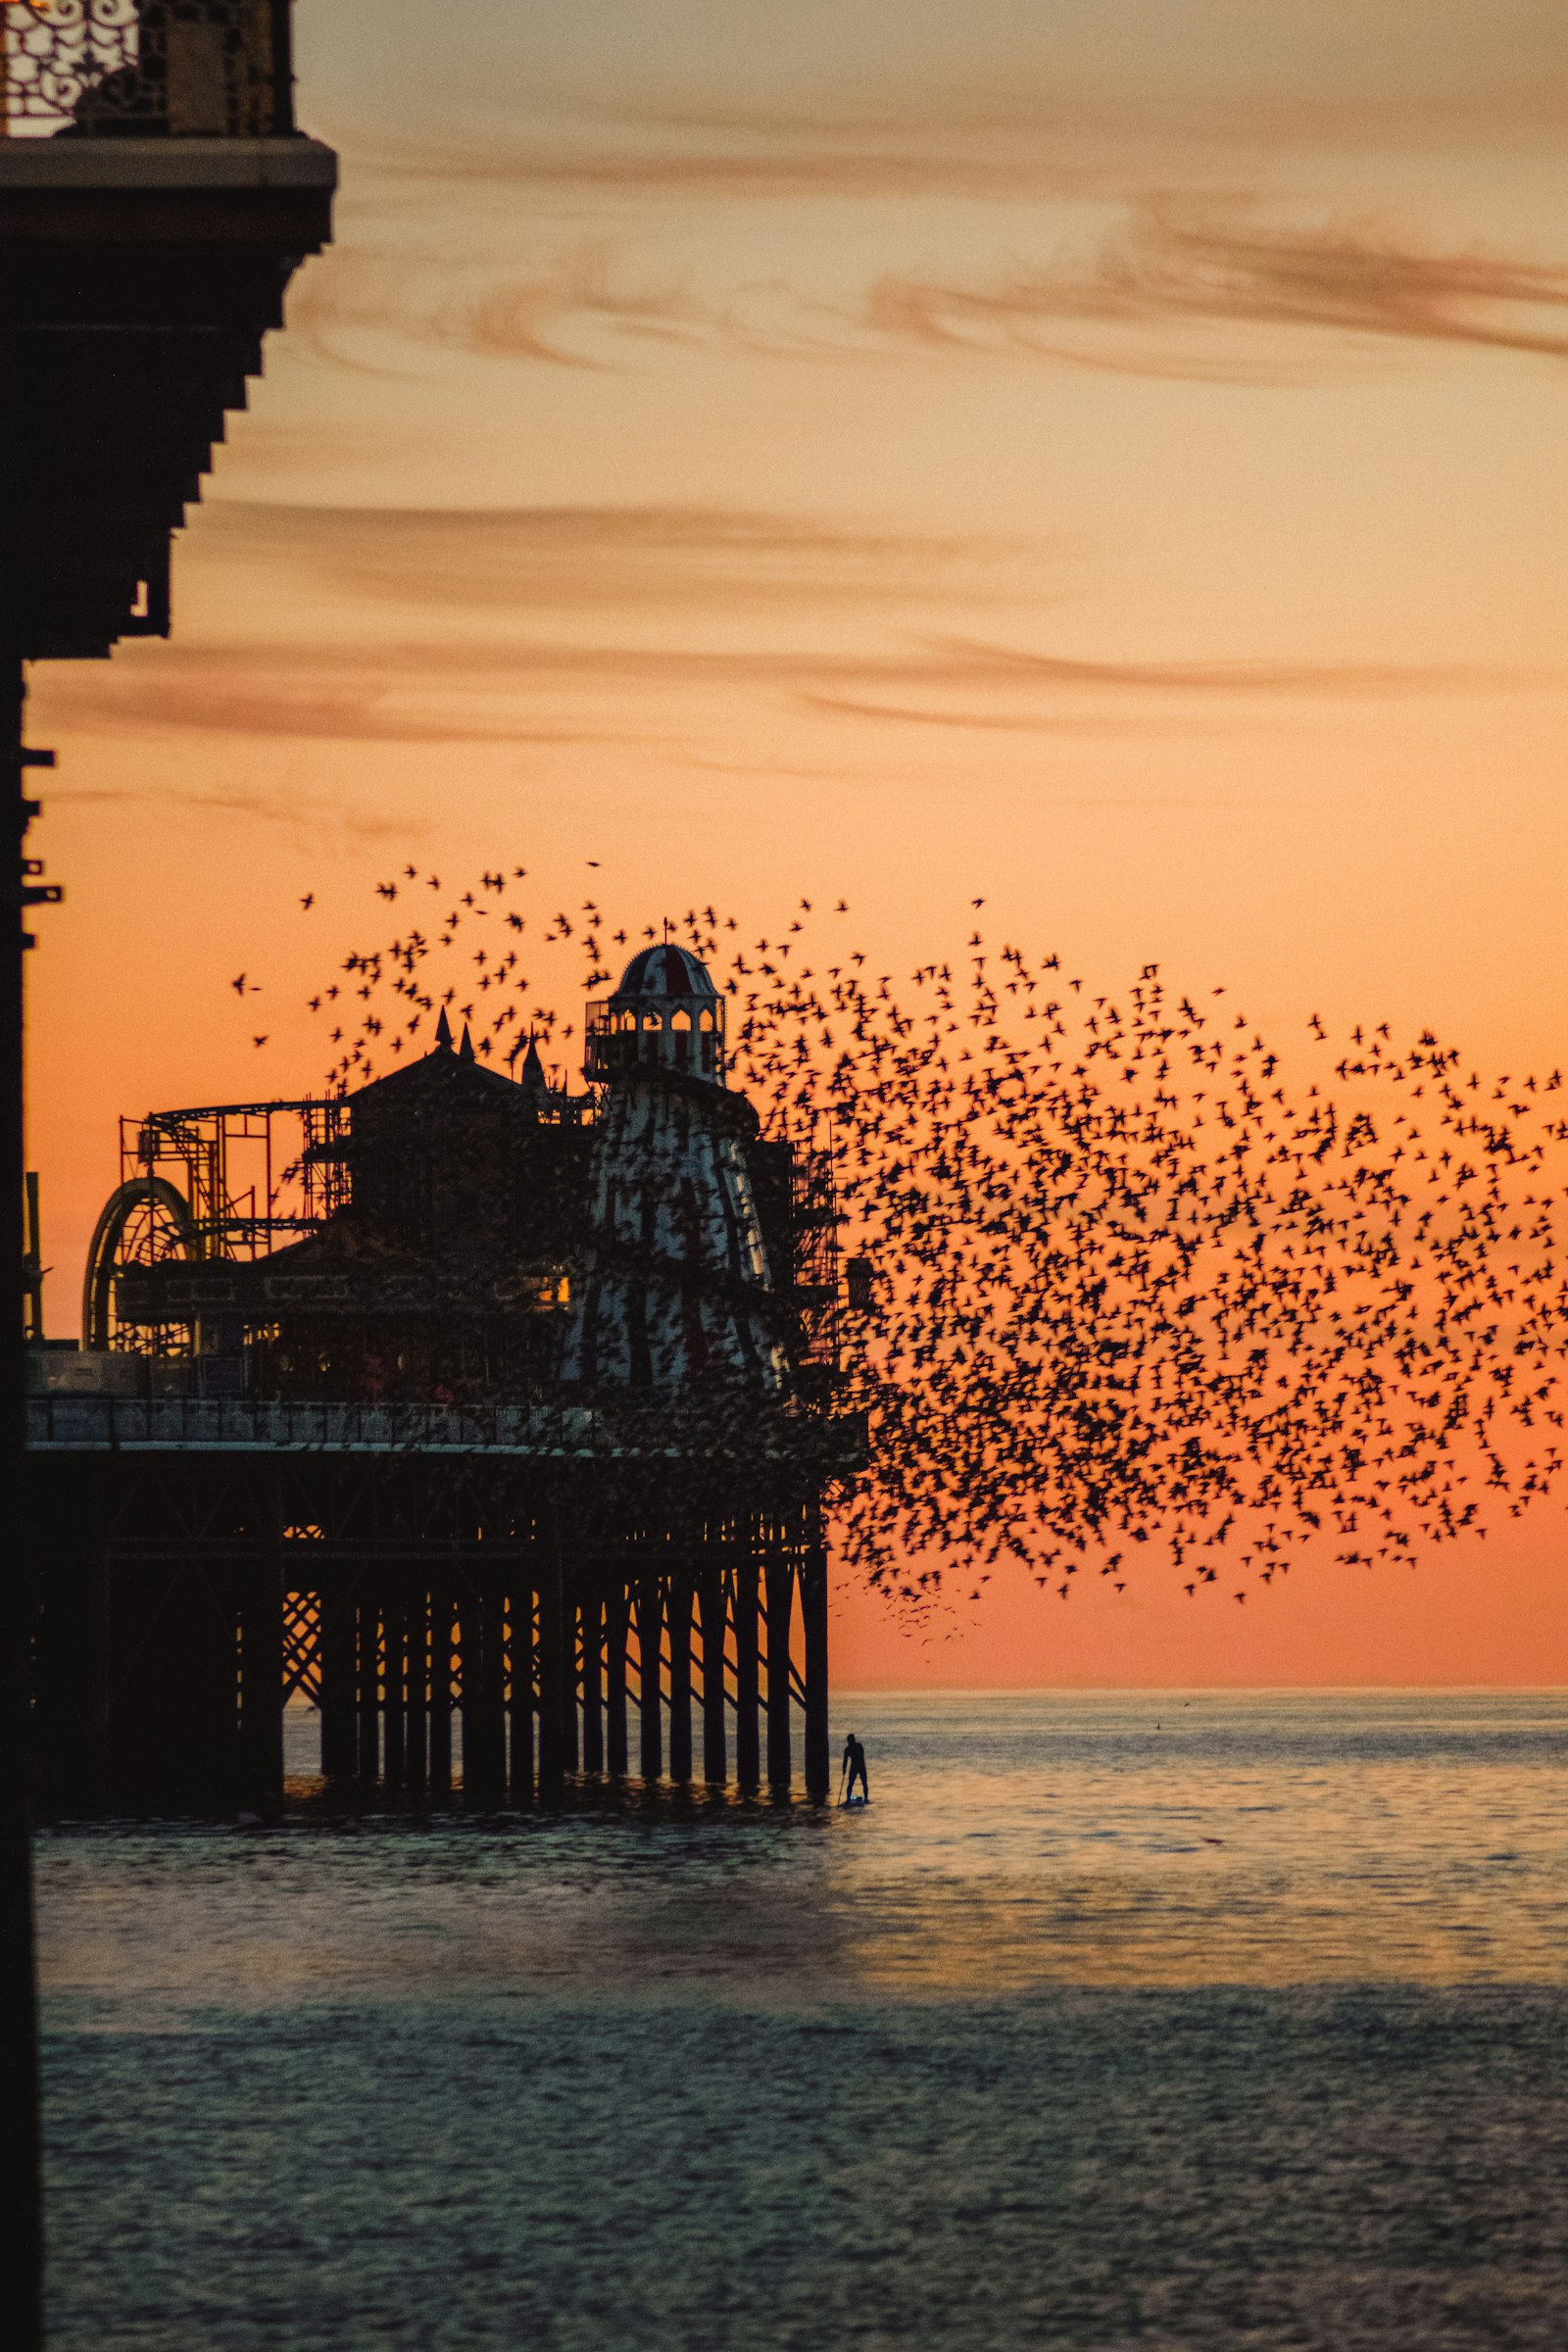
xmin=434 ymin=1007 xmax=454 ymax=1051
xmin=518 ymin=1030 xmax=550 ymax=1098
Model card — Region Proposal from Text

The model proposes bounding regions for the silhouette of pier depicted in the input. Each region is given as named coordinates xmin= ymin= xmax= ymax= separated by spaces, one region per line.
xmin=26 ymin=956 xmax=865 ymax=1814
xmin=26 ymin=1410 xmax=843 ymax=1812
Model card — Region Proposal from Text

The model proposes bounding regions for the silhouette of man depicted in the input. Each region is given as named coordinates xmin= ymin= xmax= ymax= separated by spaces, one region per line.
xmin=842 ymin=1732 xmax=868 ymax=1802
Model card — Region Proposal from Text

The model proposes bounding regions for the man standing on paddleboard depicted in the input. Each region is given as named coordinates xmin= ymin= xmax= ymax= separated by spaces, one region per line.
xmin=841 ymin=1731 xmax=869 ymax=1803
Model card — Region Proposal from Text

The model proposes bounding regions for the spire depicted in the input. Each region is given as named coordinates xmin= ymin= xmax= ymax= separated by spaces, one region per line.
xmin=517 ymin=1032 xmax=550 ymax=1101
xmin=434 ymin=1006 xmax=454 ymax=1052
xmin=459 ymin=1023 xmax=475 ymax=1063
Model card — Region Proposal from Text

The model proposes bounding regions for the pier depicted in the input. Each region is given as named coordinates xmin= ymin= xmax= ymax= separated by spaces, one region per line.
xmin=25 ymin=958 xmax=866 ymax=1815
xmin=25 ymin=1400 xmax=850 ymax=1812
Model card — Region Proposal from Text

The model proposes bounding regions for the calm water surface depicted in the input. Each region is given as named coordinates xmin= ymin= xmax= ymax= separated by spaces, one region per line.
xmin=38 ymin=1690 xmax=1568 ymax=2350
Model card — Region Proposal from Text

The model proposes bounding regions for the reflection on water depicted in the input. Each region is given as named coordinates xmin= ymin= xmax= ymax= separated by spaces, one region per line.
xmin=41 ymin=1689 xmax=1568 ymax=2014
xmin=37 ymin=1691 xmax=1568 ymax=2351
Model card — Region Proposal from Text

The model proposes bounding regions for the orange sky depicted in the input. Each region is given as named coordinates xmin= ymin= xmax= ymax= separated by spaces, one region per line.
xmin=24 ymin=0 xmax=1568 ymax=1684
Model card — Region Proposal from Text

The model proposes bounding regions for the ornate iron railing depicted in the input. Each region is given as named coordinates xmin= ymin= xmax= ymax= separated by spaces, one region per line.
xmin=24 ymin=1394 xmax=873 ymax=1465
xmin=1 ymin=0 xmax=293 ymax=135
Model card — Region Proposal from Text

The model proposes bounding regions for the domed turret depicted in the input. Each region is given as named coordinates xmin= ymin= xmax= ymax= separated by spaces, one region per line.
xmin=614 ymin=942 xmax=717 ymax=1002
xmin=563 ymin=932 xmax=786 ymax=1395
xmin=585 ymin=942 xmax=725 ymax=1086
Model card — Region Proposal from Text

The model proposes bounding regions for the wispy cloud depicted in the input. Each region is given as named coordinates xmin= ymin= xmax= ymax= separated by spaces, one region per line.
xmin=195 ymin=499 xmax=1006 ymax=613
xmin=292 ymin=200 xmax=1568 ymax=388
xmin=356 ymin=45 xmax=1568 ymax=209
xmin=865 ymin=200 xmax=1568 ymax=377
xmin=286 ymin=239 xmax=851 ymax=373
xmin=798 ymin=694 xmax=1156 ymax=733
xmin=37 ymin=631 xmax=1497 ymax=747
xmin=358 ymin=112 xmax=1105 ymax=207
xmin=40 ymin=650 xmax=659 ymax=746
xmin=288 ymin=241 xmax=714 ymax=373
xmin=57 ymin=784 xmax=433 ymax=841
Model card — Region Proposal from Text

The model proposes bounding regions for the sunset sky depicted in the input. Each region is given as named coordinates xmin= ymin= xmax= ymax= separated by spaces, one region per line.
xmin=25 ymin=0 xmax=1568 ymax=1685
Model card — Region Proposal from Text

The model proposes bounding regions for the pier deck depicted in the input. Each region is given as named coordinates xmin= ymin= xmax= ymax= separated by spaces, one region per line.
xmin=25 ymin=1403 xmax=864 ymax=1817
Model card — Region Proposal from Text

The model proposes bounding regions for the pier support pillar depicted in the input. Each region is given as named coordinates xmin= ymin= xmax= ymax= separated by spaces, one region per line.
xmin=764 ymin=1548 xmax=794 ymax=1795
xmin=238 ymin=1527 xmax=284 ymax=1815
xmin=580 ymin=1594 xmax=604 ymax=1775
xmin=463 ymin=1587 xmax=506 ymax=1805
xmin=382 ymin=1591 xmax=407 ymax=1793
xmin=537 ymin=1563 xmax=565 ymax=1801
xmin=733 ymin=1547 xmax=760 ymax=1795
xmin=700 ymin=1570 xmax=727 ymax=1788
xmin=428 ymin=1584 xmax=453 ymax=1800
xmin=667 ymin=1577 xmax=693 ymax=1785
xmin=605 ymin=1589 xmax=629 ymax=1777
xmin=562 ymin=1586 xmax=580 ymax=1776
xmin=509 ymin=1586 xmax=535 ymax=1805
xmin=637 ymin=1574 xmax=662 ymax=1785
xmin=406 ymin=1588 xmax=428 ymax=1801
xmin=133 ymin=1561 xmax=238 ymax=1810
xmin=802 ymin=1539 xmax=829 ymax=1802
xmin=319 ymin=1578 xmax=357 ymax=1785
xmin=357 ymin=1599 xmax=380 ymax=1788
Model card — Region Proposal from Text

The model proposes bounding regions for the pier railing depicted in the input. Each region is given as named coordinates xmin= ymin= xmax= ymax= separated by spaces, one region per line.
xmin=25 ymin=1393 xmax=871 ymax=1467
xmin=1 ymin=0 xmax=294 ymax=136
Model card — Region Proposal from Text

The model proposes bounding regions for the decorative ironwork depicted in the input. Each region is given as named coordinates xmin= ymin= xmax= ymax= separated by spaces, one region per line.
xmin=281 ymin=1584 xmax=322 ymax=1705
xmin=1 ymin=0 xmax=293 ymax=136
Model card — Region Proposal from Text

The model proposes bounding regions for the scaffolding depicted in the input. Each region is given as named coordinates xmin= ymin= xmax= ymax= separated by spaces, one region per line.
xmin=122 ymin=1097 xmax=350 ymax=1259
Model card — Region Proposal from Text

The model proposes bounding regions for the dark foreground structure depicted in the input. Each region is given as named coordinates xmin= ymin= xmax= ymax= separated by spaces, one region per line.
xmin=26 ymin=953 xmax=865 ymax=1813
xmin=4 ymin=4 xmax=336 ymax=2329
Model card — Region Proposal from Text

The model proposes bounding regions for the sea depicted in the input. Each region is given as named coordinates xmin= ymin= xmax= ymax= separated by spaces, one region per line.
xmin=35 ymin=1690 xmax=1568 ymax=2351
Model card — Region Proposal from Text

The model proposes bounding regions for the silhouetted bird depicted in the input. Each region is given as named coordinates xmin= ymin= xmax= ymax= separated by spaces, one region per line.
xmin=281 ymin=861 xmax=1564 ymax=1625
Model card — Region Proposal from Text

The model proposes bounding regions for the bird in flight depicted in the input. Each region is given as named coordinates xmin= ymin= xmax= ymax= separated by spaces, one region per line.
xmin=284 ymin=856 xmax=1566 ymax=1630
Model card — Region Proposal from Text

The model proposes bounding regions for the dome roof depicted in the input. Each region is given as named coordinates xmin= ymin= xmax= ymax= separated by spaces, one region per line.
xmin=610 ymin=943 xmax=719 ymax=1003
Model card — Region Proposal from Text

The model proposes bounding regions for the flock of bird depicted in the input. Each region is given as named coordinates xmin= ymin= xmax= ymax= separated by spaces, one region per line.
xmin=243 ymin=863 xmax=1566 ymax=1612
